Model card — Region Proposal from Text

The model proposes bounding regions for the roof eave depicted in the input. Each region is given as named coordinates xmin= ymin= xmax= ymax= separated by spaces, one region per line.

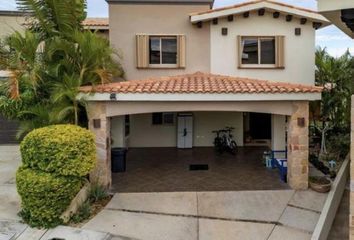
xmin=78 ymin=92 xmax=322 ymax=102
xmin=190 ymin=1 xmax=330 ymax=28
xmin=106 ymin=0 xmax=214 ymax=6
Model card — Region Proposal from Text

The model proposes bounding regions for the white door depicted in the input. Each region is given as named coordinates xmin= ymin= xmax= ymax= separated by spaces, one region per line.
xmin=177 ymin=115 xmax=193 ymax=149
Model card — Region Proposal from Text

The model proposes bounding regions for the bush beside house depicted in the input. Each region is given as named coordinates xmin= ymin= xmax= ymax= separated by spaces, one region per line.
xmin=16 ymin=124 xmax=96 ymax=228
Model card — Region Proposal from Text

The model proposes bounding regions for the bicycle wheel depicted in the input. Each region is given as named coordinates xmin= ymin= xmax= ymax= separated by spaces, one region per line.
xmin=230 ymin=141 xmax=238 ymax=155
xmin=214 ymin=137 xmax=223 ymax=154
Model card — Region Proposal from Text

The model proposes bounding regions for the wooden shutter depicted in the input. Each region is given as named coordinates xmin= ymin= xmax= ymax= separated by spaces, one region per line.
xmin=275 ymin=36 xmax=285 ymax=68
xmin=237 ymin=35 xmax=242 ymax=68
xmin=136 ymin=34 xmax=149 ymax=68
xmin=177 ymin=35 xmax=186 ymax=68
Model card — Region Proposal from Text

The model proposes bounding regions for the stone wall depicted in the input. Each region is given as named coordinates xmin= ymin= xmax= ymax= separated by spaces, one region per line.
xmin=86 ymin=102 xmax=111 ymax=187
xmin=287 ymin=101 xmax=309 ymax=190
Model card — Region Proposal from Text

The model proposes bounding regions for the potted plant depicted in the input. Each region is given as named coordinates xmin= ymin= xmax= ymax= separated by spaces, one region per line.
xmin=309 ymin=176 xmax=332 ymax=193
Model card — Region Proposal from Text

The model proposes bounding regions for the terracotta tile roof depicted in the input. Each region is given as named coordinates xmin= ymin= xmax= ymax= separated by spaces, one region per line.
xmin=82 ymin=18 xmax=109 ymax=27
xmin=190 ymin=0 xmax=318 ymax=16
xmin=79 ymin=72 xmax=323 ymax=94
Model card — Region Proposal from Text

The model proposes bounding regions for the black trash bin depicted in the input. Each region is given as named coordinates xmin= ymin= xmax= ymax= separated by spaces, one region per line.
xmin=111 ymin=148 xmax=127 ymax=173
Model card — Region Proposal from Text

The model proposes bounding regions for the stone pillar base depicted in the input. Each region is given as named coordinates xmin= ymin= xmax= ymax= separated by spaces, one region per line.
xmin=287 ymin=101 xmax=309 ymax=190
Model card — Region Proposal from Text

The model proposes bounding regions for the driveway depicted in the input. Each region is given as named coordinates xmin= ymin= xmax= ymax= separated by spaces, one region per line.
xmin=83 ymin=190 xmax=328 ymax=240
xmin=0 ymin=145 xmax=331 ymax=240
xmin=0 ymin=145 xmax=21 ymax=221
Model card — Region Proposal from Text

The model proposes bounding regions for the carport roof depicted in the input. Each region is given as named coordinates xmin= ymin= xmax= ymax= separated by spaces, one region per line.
xmin=79 ymin=72 xmax=323 ymax=94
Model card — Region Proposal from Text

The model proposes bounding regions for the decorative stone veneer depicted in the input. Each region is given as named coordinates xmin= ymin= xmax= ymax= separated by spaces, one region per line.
xmin=86 ymin=102 xmax=111 ymax=187
xmin=287 ymin=101 xmax=309 ymax=190
xmin=350 ymin=96 xmax=354 ymax=239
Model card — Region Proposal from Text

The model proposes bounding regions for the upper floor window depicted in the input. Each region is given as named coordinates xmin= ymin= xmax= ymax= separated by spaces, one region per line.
xmin=149 ymin=36 xmax=177 ymax=66
xmin=136 ymin=34 xmax=186 ymax=69
xmin=238 ymin=36 xmax=285 ymax=69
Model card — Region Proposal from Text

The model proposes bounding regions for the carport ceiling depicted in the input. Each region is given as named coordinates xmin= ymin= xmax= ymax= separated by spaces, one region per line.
xmin=341 ymin=9 xmax=354 ymax=32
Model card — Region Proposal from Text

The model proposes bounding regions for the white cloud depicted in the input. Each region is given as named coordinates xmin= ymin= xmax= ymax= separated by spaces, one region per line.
xmin=316 ymin=35 xmax=350 ymax=41
xmin=321 ymin=46 xmax=354 ymax=57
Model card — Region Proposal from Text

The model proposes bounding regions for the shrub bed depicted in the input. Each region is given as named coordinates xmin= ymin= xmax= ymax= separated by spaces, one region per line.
xmin=16 ymin=124 xmax=97 ymax=228
xmin=20 ymin=124 xmax=96 ymax=176
xmin=16 ymin=167 xmax=83 ymax=228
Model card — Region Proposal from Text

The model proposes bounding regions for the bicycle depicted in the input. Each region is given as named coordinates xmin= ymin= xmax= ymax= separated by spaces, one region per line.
xmin=212 ymin=127 xmax=238 ymax=155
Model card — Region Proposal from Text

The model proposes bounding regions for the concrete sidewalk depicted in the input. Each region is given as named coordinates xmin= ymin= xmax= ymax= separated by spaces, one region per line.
xmin=84 ymin=190 xmax=328 ymax=240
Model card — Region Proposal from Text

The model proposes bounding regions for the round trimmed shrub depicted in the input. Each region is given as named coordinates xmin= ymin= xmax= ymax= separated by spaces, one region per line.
xmin=16 ymin=167 xmax=83 ymax=228
xmin=20 ymin=124 xmax=96 ymax=177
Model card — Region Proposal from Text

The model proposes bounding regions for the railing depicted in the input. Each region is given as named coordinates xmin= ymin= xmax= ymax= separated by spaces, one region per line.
xmin=311 ymin=154 xmax=349 ymax=240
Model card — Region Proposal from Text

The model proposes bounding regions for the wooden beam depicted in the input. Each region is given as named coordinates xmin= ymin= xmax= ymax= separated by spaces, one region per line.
xmin=197 ymin=21 xmax=202 ymax=28
xmin=273 ymin=12 xmax=280 ymax=18
xmin=212 ymin=18 xmax=218 ymax=25
xmin=313 ymin=22 xmax=322 ymax=29
xmin=286 ymin=15 xmax=293 ymax=22
xmin=258 ymin=8 xmax=265 ymax=16
xmin=300 ymin=18 xmax=307 ymax=25
xmin=227 ymin=15 xmax=234 ymax=22
xmin=243 ymin=12 xmax=249 ymax=18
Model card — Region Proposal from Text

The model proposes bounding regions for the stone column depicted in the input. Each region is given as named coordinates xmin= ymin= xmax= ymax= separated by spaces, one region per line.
xmin=287 ymin=101 xmax=309 ymax=190
xmin=87 ymin=102 xmax=112 ymax=187
xmin=350 ymin=96 xmax=354 ymax=239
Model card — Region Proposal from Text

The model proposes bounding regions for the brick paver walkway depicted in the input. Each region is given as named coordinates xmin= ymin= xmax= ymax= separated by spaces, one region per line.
xmin=112 ymin=147 xmax=289 ymax=192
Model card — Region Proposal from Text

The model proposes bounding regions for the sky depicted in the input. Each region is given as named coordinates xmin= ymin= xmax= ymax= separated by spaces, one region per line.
xmin=0 ymin=0 xmax=353 ymax=57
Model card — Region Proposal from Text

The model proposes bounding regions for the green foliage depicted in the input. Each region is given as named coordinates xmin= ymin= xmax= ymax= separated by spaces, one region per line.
xmin=89 ymin=183 xmax=108 ymax=203
xmin=16 ymin=167 xmax=83 ymax=228
xmin=20 ymin=125 xmax=96 ymax=176
xmin=315 ymin=48 xmax=353 ymax=129
xmin=0 ymin=0 xmax=123 ymax=137
xmin=69 ymin=201 xmax=91 ymax=224
xmin=327 ymin=132 xmax=350 ymax=160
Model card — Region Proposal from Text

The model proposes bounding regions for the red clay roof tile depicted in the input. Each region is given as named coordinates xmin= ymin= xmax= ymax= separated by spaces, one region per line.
xmin=79 ymin=72 xmax=323 ymax=94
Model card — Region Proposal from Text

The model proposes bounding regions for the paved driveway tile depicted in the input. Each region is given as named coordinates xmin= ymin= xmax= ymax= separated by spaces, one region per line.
xmin=42 ymin=226 xmax=110 ymax=240
xmin=289 ymin=190 xmax=328 ymax=212
xmin=83 ymin=209 xmax=198 ymax=240
xmin=106 ymin=192 xmax=198 ymax=216
xmin=268 ymin=226 xmax=312 ymax=240
xmin=199 ymin=219 xmax=274 ymax=240
xmin=278 ymin=206 xmax=320 ymax=233
xmin=197 ymin=190 xmax=294 ymax=222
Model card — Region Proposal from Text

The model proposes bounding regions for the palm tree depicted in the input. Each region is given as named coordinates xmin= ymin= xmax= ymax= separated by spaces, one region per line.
xmin=0 ymin=0 xmax=122 ymax=137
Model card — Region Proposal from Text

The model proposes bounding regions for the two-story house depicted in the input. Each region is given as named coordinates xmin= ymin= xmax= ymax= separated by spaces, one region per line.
xmin=80 ymin=0 xmax=329 ymax=191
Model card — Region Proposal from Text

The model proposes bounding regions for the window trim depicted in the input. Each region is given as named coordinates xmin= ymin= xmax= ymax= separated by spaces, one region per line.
xmin=149 ymin=36 xmax=178 ymax=68
xmin=239 ymin=36 xmax=281 ymax=69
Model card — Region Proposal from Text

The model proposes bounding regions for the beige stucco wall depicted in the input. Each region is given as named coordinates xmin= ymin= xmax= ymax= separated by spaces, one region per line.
xmin=271 ymin=114 xmax=286 ymax=151
xmin=112 ymin=112 xmax=244 ymax=148
xmin=109 ymin=3 xmax=211 ymax=80
xmin=318 ymin=0 xmax=354 ymax=12
xmin=210 ymin=11 xmax=316 ymax=85
xmin=0 ymin=15 xmax=25 ymax=39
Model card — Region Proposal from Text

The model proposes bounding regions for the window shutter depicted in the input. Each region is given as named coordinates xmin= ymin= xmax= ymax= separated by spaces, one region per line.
xmin=275 ymin=36 xmax=285 ymax=68
xmin=237 ymin=35 xmax=242 ymax=68
xmin=177 ymin=35 xmax=186 ymax=68
xmin=136 ymin=34 xmax=149 ymax=68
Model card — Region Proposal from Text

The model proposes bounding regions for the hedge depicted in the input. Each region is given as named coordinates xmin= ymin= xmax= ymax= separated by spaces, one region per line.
xmin=16 ymin=167 xmax=83 ymax=228
xmin=20 ymin=124 xmax=96 ymax=177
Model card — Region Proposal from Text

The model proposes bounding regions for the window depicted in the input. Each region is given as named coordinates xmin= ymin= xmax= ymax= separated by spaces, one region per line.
xmin=152 ymin=113 xmax=175 ymax=125
xmin=238 ymin=36 xmax=284 ymax=69
xmin=149 ymin=37 xmax=177 ymax=65
xmin=136 ymin=34 xmax=186 ymax=69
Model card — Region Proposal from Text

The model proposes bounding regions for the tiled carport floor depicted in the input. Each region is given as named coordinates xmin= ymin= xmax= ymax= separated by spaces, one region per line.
xmin=111 ymin=147 xmax=289 ymax=193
